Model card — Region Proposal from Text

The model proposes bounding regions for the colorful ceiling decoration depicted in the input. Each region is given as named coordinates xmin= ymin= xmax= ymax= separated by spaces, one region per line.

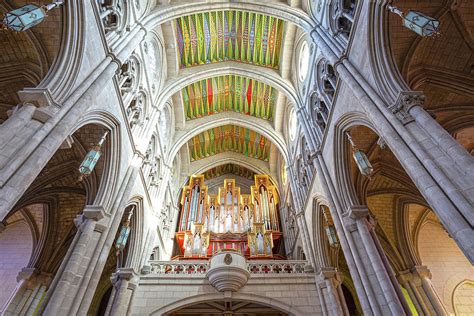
xmin=188 ymin=125 xmax=271 ymax=162
xmin=203 ymin=163 xmax=255 ymax=181
xmin=181 ymin=75 xmax=277 ymax=121
xmin=175 ymin=11 xmax=284 ymax=69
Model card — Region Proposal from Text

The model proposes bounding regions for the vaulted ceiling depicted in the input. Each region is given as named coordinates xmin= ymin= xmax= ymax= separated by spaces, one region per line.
xmin=175 ymin=10 xmax=284 ymax=69
xmin=165 ymin=5 xmax=304 ymax=185
xmin=181 ymin=75 xmax=278 ymax=121
xmin=187 ymin=125 xmax=271 ymax=162
xmin=388 ymin=0 xmax=474 ymax=152
xmin=203 ymin=163 xmax=255 ymax=181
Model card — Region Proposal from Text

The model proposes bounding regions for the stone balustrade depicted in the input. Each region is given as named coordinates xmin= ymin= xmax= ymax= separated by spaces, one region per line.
xmin=148 ymin=259 xmax=308 ymax=275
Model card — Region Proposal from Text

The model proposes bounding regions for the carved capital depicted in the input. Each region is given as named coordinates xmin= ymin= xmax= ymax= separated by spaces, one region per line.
xmin=347 ymin=205 xmax=369 ymax=219
xmin=389 ymin=91 xmax=425 ymax=125
xmin=412 ymin=265 xmax=432 ymax=279
xmin=83 ymin=205 xmax=106 ymax=221
xmin=16 ymin=267 xmax=38 ymax=282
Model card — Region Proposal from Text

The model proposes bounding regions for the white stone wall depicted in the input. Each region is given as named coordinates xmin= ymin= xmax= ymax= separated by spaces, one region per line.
xmin=0 ymin=221 xmax=33 ymax=310
xmin=418 ymin=221 xmax=474 ymax=314
xmin=131 ymin=274 xmax=322 ymax=315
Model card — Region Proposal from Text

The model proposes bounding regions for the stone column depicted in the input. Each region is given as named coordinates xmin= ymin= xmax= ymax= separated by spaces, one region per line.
xmin=412 ymin=266 xmax=448 ymax=315
xmin=389 ymin=92 xmax=474 ymax=223
xmin=41 ymin=205 xmax=111 ymax=315
xmin=311 ymin=25 xmax=474 ymax=264
xmin=398 ymin=266 xmax=448 ymax=316
xmin=393 ymin=91 xmax=474 ymax=177
xmin=316 ymin=267 xmax=348 ymax=316
xmin=342 ymin=206 xmax=407 ymax=315
xmin=287 ymin=165 xmax=317 ymax=269
xmin=3 ymin=268 xmax=52 ymax=315
xmin=106 ymin=268 xmax=139 ymax=316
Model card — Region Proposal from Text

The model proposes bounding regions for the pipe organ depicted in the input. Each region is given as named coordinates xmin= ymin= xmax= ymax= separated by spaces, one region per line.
xmin=175 ymin=175 xmax=283 ymax=259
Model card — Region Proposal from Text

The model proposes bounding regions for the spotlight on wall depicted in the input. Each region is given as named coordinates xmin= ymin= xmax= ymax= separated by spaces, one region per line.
xmin=346 ymin=132 xmax=374 ymax=179
xmin=1 ymin=1 xmax=63 ymax=32
xmin=387 ymin=5 xmax=440 ymax=37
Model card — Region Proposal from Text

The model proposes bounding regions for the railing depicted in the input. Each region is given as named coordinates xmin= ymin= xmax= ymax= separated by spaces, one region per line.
xmin=247 ymin=260 xmax=307 ymax=274
xmin=147 ymin=260 xmax=308 ymax=275
xmin=149 ymin=261 xmax=209 ymax=275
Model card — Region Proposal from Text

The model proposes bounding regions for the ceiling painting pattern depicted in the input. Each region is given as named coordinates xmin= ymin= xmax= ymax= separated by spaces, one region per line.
xmin=182 ymin=75 xmax=277 ymax=121
xmin=188 ymin=125 xmax=271 ymax=162
xmin=203 ymin=163 xmax=255 ymax=181
xmin=175 ymin=10 xmax=284 ymax=69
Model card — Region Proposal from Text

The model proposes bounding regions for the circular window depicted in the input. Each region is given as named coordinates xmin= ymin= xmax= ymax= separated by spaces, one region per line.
xmin=289 ymin=108 xmax=298 ymax=141
xmin=298 ymin=41 xmax=310 ymax=82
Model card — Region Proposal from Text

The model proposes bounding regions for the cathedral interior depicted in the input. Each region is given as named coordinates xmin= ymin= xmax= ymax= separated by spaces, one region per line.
xmin=0 ymin=0 xmax=473 ymax=315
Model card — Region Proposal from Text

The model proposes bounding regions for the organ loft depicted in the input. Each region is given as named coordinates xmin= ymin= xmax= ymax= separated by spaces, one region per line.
xmin=175 ymin=175 xmax=283 ymax=259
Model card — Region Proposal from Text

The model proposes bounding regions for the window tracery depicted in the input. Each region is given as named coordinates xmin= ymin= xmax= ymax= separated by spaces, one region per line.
xmin=309 ymin=59 xmax=338 ymax=138
xmin=126 ymin=92 xmax=146 ymax=128
xmin=96 ymin=0 xmax=126 ymax=34
xmin=118 ymin=56 xmax=140 ymax=96
xmin=329 ymin=0 xmax=357 ymax=41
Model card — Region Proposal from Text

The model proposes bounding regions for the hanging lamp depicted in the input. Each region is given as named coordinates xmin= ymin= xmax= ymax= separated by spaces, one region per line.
xmin=116 ymin=208 xmax=134 ymax=252
xmin=322 ymin=208 xmax=339 ymax=248
xmin=346 ymin=132 xmax=373 ymax=178
xmin=78 ymin=131 xmax=108 ymax=181
xmin=1 ymin=1 xmax=63 ymax=32
xmin=387 ymin=5 xmax=440 ymax=37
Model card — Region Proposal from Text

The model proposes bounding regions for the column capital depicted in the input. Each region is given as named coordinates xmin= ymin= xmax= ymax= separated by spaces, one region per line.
xmin=346 ymin=205 xmax=369 ymax=219
xmin=83 ymin=205 xmax=106 ymax=221
xmin=16 ymin=267 xmax=38 ymax=282
xmin=389 ymin=91 xmax=425 ymax=125
xmin=397 ymin=269 xmax=413 ymax=284
xmin=412 ymin=265 xmax=432 ymax=279
xmin=115 ymin=267 xmax=139 ymax=281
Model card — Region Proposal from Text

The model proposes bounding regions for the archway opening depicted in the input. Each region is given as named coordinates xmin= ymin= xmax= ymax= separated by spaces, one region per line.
xmin=166 ymin=299 xmax=289 ymax=316
xmin=344 ymin=124 xmax=473 ymax=314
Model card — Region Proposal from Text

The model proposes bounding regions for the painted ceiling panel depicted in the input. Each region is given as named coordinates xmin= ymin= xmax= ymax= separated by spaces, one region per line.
xmin=182 ymin=75 xmax=277 ymax=121
xmin=175 ymin=10 xmax=284 ymax=69
xmin=188 ymin=125 xmax=271 ymax=162
xmin=203 ymin=163 xmax=255 ymax=181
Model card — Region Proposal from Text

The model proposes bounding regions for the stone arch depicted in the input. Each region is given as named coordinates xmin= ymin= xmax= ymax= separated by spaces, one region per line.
xmin=333 ymin=111 xmax=378 ymax=208
xmin=151 ymin=292 xmax=300 ymax=316
xmin=417 ymin=214 xmax=474 ymax=314
xmin=143 ymin=2 xmax=315 ymax=32
xmin=452 ymin=280 xmax=474 ymax=315
xmin=72 ymin=111 xmax=121 ymax=211
xmin=160 ymin=63 xmax=300 ymax=128
xmin=123 ymin=197 xmax=145 ymax=270
xmin=166 ymin=118 xmax=290 ymax=168
xmin=0 ymin=219 xmax=34 ymax=311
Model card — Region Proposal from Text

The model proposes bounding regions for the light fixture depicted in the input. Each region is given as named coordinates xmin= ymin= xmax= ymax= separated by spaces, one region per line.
xmin=1 ymin=1 xmax=63 ymax=32
xmin=322 ymin=208 xmax=339 ymax=248
xmin=78 ymin=131 xmax=108 ymax=181
xmin=346 ymin=132 xmax=373 ymax=178
xmin=116 ymin=207 xmax=134 ymax=252
xmin=115 ymin=207 xmax=134 ymax=268
xmin=387 ymin=5 xmax=440 ymax=37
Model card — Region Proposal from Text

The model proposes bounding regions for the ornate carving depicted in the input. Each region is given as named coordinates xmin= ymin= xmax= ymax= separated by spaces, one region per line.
xmin=389 ymin=91 xmax=425 ymax=125
xmin=224 ymin=254 xmax=233 ymax=265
